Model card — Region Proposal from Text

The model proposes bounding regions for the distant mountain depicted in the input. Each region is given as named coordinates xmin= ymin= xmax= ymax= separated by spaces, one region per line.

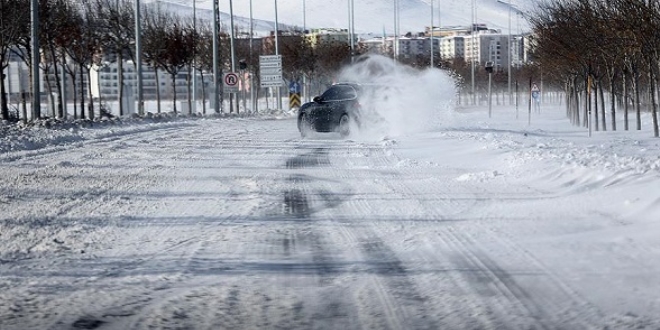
xmin=147 ymin=0 xmax=296 ymax=36
xmin=147 ymin=0 xmax=534 ymax=36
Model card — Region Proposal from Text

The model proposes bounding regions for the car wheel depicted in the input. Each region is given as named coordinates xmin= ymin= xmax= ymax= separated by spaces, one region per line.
xmin=338 ymin=114 xmax=351 ymax=138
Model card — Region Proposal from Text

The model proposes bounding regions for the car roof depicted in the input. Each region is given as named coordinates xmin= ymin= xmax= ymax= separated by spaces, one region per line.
xmin=331 ymin=82 xmax=393 ymax=90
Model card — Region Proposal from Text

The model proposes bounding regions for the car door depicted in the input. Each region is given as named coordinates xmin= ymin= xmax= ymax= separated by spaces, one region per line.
xmin=313 ymin=86 xmax=343 ymax=126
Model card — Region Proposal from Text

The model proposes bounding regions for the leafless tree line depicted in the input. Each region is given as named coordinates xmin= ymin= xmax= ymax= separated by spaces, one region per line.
xmin=0 ymin=0 xmax=353 ymax=122
xmin=529 ymin=0 xmax=660 ymax=137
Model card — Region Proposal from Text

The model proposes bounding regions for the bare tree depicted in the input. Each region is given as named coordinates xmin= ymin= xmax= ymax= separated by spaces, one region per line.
xmin=94 ymin=0 xmax=134 ymax=117
xmin=529 ymin=0 xmax=660 ymax=137
xmin=1 ymin=0 xmax=25 ymax=120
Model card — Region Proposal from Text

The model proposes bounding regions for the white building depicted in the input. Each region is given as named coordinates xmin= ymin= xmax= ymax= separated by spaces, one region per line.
xmin=464 ymin=32 xmax=511 ymax=70
xmin=379 ymin=36 xmax=439 ymax=60
xmin=511 ymin=36 xmax=526 ymax=67
xmin=90 ymin=61 xmax=206 ymax=102
xmin=360 ymin=37 xmax=387 ymax=54
xmin=306 ymin=28 xmax=358 ymax=47
xmin=439 ymin=36 xmax=465 ymax=60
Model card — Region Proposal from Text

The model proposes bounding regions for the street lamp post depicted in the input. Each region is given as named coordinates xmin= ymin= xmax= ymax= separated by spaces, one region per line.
xmin=31 ymin=0 xmax=40 ymax=119
xmin=348 ymin=0 xmax=355 ymax=62
xmin=430 ymin=0 xmax=434 ymax=68
xmin=302 ymin=0 xmax=307 ymax=103
xmin=275 ymin=0 xmax=281 ymax=110
xmin=471 ymin=0 xmax=476 ymax=105
xmin=212 ymin=0 xmax=220 ymax=113
xmin=303 ymin=0 xmax=306 ymax=32
xmin=508 ymin=0 xmax=512 ymax=105
xmin=229 ymin=0 xmax=237 ymax=113
xmin=192 ymin=0 xmax=197 ymax=114
xmin=250 ymin=0 xmax=256 ymax=112
xmin=393 ymin=0 xmax=399 ymax=61
xmin=135 ymin=0 xmax=143 ymax=115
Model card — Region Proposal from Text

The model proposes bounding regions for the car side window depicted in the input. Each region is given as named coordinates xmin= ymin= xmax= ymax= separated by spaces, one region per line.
xmin=337 ymin=86 xmax=357 ymax=100
xmin=320 ymin=87 xmax=342 ymax=101
xmin=321 ymin=85 xmax=357 ymax=102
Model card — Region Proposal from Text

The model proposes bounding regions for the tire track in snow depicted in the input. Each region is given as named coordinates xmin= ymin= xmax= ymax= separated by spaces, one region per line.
xmin=374 ymin=143 xmax=609 ymax=329
xmin=280 ymin=145 xmax=361 ymax=329
xmin=317 ymin=141 xmax=441 ymax=330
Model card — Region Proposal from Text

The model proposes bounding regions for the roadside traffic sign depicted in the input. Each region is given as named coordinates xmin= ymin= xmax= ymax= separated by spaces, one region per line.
xmin=289 ymin=81 xmax=301 ymax=94
xmin=261 ymin=67 xmax=282 ymax=75
xmin=260 ymin=55 xmax=283 ymax=88
xmin=224 ymin=72 xmax=239 ymax=93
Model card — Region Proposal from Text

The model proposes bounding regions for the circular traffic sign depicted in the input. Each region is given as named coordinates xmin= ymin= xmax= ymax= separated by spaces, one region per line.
xmin=224 ymin=73 xmax=238 ymax=86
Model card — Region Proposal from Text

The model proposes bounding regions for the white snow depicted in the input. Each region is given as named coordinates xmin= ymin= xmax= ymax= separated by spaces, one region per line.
xmin=1 ymin=60 xmax=660 ymax=328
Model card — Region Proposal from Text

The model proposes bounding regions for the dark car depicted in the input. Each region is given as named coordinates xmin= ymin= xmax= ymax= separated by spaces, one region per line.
xmin=297 ymin=83 xmax=362 ymax=138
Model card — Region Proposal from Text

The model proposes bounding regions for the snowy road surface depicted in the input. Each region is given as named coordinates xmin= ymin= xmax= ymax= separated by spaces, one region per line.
xmin=1 ymin=108 xmax=660 ymax=329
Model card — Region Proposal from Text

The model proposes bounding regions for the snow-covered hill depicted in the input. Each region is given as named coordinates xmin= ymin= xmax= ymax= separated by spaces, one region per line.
xmin=148 ymin=0 xmax=534 ymax=36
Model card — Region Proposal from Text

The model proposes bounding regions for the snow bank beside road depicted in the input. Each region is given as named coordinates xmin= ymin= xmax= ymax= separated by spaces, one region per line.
xmin=1 ymin=110 xmax=296 ymax=154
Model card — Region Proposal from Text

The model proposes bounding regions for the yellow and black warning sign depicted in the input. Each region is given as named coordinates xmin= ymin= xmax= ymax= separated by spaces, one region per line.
xmin=289 ymin=93 xmax=301 ymax=109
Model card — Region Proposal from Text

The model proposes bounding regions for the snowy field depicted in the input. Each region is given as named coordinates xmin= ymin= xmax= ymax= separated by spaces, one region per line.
xmin=2 ymin=62 xmax=660 ymax=329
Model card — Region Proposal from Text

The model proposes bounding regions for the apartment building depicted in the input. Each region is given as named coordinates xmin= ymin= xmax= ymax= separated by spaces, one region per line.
xmin=439 ymin=36 xmax=465 ymax=60
xmin=305 ymin=28 xmax=358 ymax=47
xmin=464 ymin=32 xmax=511 ymax=70
xmin=90 ymin=61 xmax=206 ymax=102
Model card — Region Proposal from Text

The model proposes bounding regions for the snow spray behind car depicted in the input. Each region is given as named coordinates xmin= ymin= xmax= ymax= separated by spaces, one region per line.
xmin=335 ymin=54 xmax=456 ymax=140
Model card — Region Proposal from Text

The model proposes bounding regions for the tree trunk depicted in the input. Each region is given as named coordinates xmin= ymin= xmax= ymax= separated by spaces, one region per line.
xmin=87 ymin=67 xmax=94 ymax=120
xmin=118 ymin=52 xmax=124 ymax=116
xmin=155 ymin=66 xmax=161 ymax=113
xmin=633 ymin=65 xmax=642 ymax=130
xmin=187 ymin=65 xmax=192 ymax=115
xmin=584 ymin=74 xmax=589 ymax=129
xmin=1 ymin=62 xmax=9 ymax=120
xmin=649 ymin=58 xmax=658 ymax=137
xmin=623 ymin=69 xmax=629 ymax=131
xmin=599 ymin=80 xmax=606 ymax=131
xmin=48 ymin=44 xmax=64 ymax=118
xmin=565 ymin=81 xmax=570 ymax=120
xmin=80 ymin=63 xmax=86 ymax=119
xmin=573 ymin=77 xmax=580 ymax=126
xmin=201 ymin=72 xmax=207 ymax=114
xmin=69 ymin=69 xmax=77 ymax=119
xmin=609 ymin=72 xmax=616 ymax=131
xmin=172 ymin=72 xmax=177 ymax=113
xmin=62 ymin=56 xmax=77 ymax=120
xmin=653 ymin=62 xmax=660 ymax=138
xmin=44 ymin=66 xmax=55 ymax=118
xmin=593 ymin=78 xmax=599 ymax=131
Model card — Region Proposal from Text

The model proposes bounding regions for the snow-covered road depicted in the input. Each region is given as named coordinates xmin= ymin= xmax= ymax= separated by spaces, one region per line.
xmin=1 ymin=108 xmax=660 ymax=329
